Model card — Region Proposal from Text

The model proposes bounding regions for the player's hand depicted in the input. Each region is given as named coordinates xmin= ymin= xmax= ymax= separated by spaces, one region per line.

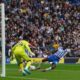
xmin=30 ymin=52 xmax=35 ymax=57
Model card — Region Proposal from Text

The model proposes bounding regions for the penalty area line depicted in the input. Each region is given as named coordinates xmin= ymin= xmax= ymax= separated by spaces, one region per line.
xmin=6 ymin=76 xmax=48 ymax=80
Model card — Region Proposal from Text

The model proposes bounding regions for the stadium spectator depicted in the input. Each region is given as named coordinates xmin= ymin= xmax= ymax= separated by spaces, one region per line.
xmin=0 ymin=0 xmax=80 ymax=57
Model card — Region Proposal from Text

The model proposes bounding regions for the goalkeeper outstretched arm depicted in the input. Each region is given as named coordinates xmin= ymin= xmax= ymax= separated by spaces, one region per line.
xmin=25 ymin=43 xmax=35 ymax=57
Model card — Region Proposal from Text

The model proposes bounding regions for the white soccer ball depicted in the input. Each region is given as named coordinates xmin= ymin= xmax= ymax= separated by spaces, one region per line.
xmin=30 ymin=65 xmax=36 ymax=70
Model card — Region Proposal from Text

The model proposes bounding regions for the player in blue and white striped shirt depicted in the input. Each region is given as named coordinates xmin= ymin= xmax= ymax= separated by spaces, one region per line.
xmin=41 ymin=43 xmax=80 ymax=72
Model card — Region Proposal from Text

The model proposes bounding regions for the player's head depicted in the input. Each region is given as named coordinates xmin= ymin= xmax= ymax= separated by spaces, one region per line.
xmin=23 ymin=35 xmax=29 ymax=41
xmin=62 ymin=43 xmax=70 ymax=49
xmin=53 ymin=40 xmax=59 ymax=50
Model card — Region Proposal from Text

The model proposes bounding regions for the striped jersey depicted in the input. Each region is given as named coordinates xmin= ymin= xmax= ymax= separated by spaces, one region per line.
xmin=54 ymin=47 xmax=71 ymax=58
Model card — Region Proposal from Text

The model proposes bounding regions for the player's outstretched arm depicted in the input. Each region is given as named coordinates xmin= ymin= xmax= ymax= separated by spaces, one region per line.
xmin=71 ymin=48 xmax=80 ymax=51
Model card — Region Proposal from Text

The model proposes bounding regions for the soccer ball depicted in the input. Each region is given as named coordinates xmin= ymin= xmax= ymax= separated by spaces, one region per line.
xmin=30 ymin=65 xmax=36 ymax=70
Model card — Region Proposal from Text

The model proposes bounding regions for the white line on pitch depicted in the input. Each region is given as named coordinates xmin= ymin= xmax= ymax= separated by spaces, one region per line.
xmin=6 ymin=76 xmax=48 ymax=80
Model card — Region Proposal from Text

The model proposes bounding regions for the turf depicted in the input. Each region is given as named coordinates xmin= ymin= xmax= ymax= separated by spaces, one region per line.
xmin=0 ymin=64 xmax=80 ymax=80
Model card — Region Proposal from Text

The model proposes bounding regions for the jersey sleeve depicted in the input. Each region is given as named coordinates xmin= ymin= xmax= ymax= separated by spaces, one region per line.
xmin=22 ymin=40 xmax=33 ymax=54
xmin=25 ymin=44 xmax=32 ymax=53
xmin=24 ymin=41 xmax=35 ymax=56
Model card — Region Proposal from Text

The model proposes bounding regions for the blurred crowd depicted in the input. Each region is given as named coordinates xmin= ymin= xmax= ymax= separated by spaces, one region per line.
xmin=0 ymin=0 xmax=80 ymax=58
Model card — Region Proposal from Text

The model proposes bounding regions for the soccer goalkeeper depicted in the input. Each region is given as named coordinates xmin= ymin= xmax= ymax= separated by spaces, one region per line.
xmin=11 ymin=40 xmax=35 ymax=75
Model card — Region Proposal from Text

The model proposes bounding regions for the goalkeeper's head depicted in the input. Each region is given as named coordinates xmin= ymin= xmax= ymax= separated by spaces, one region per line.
xmin=23 ymin=34 xmax=29 ymax=41
xmin=23 ymin=35 xmax=35 ymax=48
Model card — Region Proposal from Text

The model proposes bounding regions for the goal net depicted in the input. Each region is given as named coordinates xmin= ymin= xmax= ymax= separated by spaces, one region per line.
xmin=0 ymin=3 xmax=6 ymax=77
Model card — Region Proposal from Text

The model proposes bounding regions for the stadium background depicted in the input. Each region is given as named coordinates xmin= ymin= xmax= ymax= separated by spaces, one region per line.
xmin=0 ymin=0 xmax=80 ymax=80
xmin=0 ymin=0 xmax=80 ymax=64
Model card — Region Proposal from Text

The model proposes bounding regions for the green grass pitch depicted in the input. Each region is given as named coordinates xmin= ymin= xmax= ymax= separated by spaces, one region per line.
xmin=0 ymin=64 xmax=80 ymax=80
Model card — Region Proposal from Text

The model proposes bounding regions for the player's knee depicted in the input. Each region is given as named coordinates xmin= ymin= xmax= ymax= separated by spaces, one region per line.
xmin=42 ymin=58 xmax=48 ymax=62
xmin=52 ymin=63 xmax=56 ymax=69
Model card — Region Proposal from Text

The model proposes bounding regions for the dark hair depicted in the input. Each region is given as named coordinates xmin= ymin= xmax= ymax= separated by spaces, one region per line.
xmin=62 ymin=43 xmax=70 ymax=49
xmin=23 ymin=35 xmax=29 ymax=41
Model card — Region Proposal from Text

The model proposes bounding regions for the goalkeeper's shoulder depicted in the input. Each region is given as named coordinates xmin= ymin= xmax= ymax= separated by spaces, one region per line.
xmin=20 ymin=40 xmax=30 ymax=45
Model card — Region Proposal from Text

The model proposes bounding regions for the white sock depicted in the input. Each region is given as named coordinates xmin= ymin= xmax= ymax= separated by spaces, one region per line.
xmin=25 ymin=67 xmax=28 ymax=70
xmin=22 ymin=70 xmax=26 ymax=74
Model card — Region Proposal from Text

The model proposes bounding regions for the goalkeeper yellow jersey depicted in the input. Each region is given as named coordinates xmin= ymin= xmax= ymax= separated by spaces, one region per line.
xmin=11 ymin=40 xmax=32 ymax=54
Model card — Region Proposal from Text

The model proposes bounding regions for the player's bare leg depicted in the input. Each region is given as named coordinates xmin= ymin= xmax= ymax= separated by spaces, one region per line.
xmin=51 ymin=63 xmax=56 ymax=70
xmin=35 ymin=58 xmax=48 ymax=70
xmin=42 ymin=57 xmax=48 ymax=62
xmin=41 ymin=58 xmax=57 ymax=72
xmin=42 ymin=63 xmax=56 ymax=72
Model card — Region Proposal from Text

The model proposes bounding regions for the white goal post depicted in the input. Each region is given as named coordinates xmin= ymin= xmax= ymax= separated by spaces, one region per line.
xmin=0 ymin=3 xmax=6 ymax=77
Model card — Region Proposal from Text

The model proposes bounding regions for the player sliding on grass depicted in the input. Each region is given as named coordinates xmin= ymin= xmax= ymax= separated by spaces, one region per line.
xmin=41 ymin=43 xmax=80 ymax=72
xmin=11 ymin=40 xmax=35 ymax=75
